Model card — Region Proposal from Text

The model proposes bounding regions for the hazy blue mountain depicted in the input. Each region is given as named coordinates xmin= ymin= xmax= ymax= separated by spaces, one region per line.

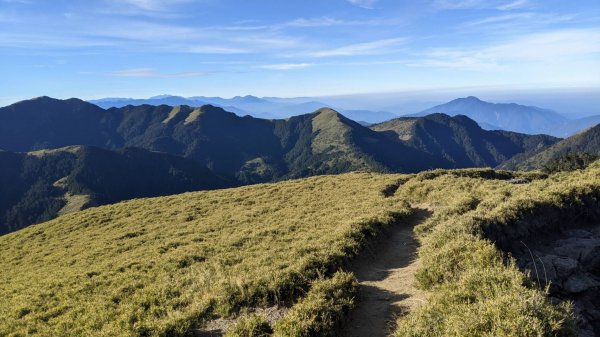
xmin=413 ymin=96 xmax=568 ymax=135
xmin=90 ymin=96 xmax=208 ymax=109
xmin=89 ymin=95 xmax=399 ymax=123
xmin=545 ymin=115 xmax=600 ymax=138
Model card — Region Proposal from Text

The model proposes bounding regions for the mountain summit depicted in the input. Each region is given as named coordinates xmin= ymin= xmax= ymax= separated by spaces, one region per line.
xmin=414 ymin=96 xmax=567 ymax=135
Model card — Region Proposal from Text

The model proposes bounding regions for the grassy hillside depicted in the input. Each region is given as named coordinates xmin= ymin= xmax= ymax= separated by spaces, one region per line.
xmin=2 ymin=165 xmax=598 ymax=336
xmin=393 ymin=165 xmax=600 ymax=336
xmin=0 ymin=146 xmax=230 ymax=235
xmin=499 ymin=124 xmax=600 ymax=170
xmin=0 ymin=173 xmax=412 ymax=336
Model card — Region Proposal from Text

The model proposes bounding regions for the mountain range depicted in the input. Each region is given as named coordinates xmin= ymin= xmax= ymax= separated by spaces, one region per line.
xmin=413 ymin=96 xmax=600 ymax=137
xmin=91 ymin=95 xmax=600 ymax=137
xmin=2 ymin=96 xmax=599 ymax=235
xmin=90 ymin=95 xmax=398 ymax=124
xmin=1 ymin=97 xmax=561 ymax=178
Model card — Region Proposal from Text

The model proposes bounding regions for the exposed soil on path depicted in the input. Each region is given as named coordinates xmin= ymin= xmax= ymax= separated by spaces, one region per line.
xmin=341 ymin=208 xmax=431 ymax=337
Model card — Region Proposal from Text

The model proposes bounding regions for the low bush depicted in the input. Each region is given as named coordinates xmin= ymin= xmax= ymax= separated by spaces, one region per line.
xmin=273 ymin=271 xmax=357 ymax=337
xmin=542 ymin=153 xmax=599 ymax=173
xmin=225 ymin=314 xmax=272 ymax=337
xmin=395 ymin=165 xmax=600 ymax=336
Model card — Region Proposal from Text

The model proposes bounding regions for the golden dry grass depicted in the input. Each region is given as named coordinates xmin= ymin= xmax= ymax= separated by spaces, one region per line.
xmin=2 ymin=163 xmax=599 ymax=337
xmin=0 ymin=172 xmax=410 ymax=337
xmin=394 ymin=166 xmax=600 ymax=336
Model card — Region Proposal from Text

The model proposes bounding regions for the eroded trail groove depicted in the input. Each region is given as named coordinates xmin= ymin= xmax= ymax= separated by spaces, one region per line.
xmin=342 ymin=208 xmax=431 ymax=337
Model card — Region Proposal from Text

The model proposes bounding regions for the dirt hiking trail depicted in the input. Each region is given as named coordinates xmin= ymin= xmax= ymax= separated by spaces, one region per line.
xmin=341 ymin=208 xmax=432 ymax=337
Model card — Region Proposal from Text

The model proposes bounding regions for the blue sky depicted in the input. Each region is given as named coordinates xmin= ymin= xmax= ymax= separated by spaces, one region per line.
xmin=1 ymin=0 xmax=599 ymax=105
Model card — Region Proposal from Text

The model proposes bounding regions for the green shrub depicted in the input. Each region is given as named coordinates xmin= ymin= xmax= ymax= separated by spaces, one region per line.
xmin=225 ymin=314 xmax=272 ymax=337
xmin=273 ymin=272 xmax=357 ymax=337
xmin=397 ymin=265 xmax=576 ymax=337
xmin=542 ymin=153 xmax=599 ymax=173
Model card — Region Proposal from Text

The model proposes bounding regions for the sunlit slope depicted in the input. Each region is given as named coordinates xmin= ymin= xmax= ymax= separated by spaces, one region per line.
xmin=0 ymin=173 xmax=409 ymax=336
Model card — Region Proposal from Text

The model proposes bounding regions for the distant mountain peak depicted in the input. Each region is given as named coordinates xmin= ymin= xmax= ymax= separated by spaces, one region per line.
xmin=31 ymin=95 xmax=53 ymax=101
xmin=231 ymin=95 xmax=263 ymax=103
xmin=200 ymin=104 xmax=229 ymax=114
xmin=149 ymin=94 xmax=177 ymax=99
xmin=26 ymin=96 xmax=63 ymax=104
xmin=314 ymin=107 xmax=339 ymax=116
xmin=415 ymin=96 xmax=567 ymax=135
xmin=13 ymin=96 xmax=95 ymax=110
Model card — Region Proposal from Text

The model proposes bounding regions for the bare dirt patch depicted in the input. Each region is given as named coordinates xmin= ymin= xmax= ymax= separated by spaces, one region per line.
xmin=194 ymin=306 xmax=288 ymax=336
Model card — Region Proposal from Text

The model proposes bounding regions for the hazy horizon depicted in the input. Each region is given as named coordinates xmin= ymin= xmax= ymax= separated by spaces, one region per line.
xmin=3 ymin=86 xmax=599 ymax=118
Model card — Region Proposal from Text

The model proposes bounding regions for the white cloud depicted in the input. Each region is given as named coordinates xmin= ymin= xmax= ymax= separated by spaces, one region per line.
xmin=1 ymin=0 xmax=32 ymax=3
xmin=497 ymin=0 xmax=529 ymax=11
xmin=433 ymin=0 xmax=528 ymax=10
xmin=187 ymin=46 xmax=248 ymax=54
xmin=487 ymin=29 xmax=600 ymax=59
xmin=463 ymin=12 xmax=575 ymax=28
xmin=285 ymin=17 xmax=352 ymax=28
xmin=0 ymin=32 xmax=115 ymax=48
xmin=432 ymin=0 xmax=485 ymax=10
xmin=113 ymin=0 xmax=191 ymax=12
xmin=411 ymin=49 xmax=502 ymax=72
xmin=412 ymin=29 xmax=600 ymax=71
xmin=257 ymin=63 xmax=313 ymax=70
xmin=346 ymin=0 xmax=377 ymax=9
xmin=311 ymin=37 xmax=407 ymax=57
xmin=110 ymin=68 xmax=209 ymax=78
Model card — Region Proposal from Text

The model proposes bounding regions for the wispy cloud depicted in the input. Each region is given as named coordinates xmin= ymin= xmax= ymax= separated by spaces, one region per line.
xmin=411 ymin=28 xmax=600 ymax=71
xmin=110 ymin=68 xmax=209 ymax=78
xmin=432 ymin=0 xmax=485 ymax=10
xmin=111 ymin=0 xmax=192 ymax=12
xmin=463 ymin=12 xmax=575 ymax=28
xmin=410 ymin=49 xmax=502 ymax=72
xmin=0 ymin=32 xmax=116 ymax=48
xmin=497 ymin=0 xmax=529 ymax=11
xmin=257 ymin=63 xmax=313 ymax=70
xmin=0 ymin=15 xmax=304 ymax=56
xmin=432 ymin=0 xmax=529 ymax=10
xmin=487 ymin=28 xmax=600 ymax=59
xmin=187 ymin=45 xmax=248 ymax=54
xmin=285 ymin=17 xmax=359 ymax=28
xmin=311 ymin=37 xmax=406 ymax=57
xmin=346 ymin=0 xmax=377 ymax=9
xmin=1 ymin=0 xmax=32 ymax=4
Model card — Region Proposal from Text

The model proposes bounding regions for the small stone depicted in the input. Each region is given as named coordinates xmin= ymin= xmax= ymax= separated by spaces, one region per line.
xmin=553 ymin=256 xmax=579 ymax=279
xmin=564 ymin=273 xmax=600 ymax=293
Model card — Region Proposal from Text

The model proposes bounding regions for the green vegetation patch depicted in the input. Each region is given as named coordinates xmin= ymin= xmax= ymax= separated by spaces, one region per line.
xmin=273 ymin=271 xmax=357 ymax=337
